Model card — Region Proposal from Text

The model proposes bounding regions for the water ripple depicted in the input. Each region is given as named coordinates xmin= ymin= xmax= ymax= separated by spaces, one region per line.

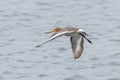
xmin=0 ymin=0 xmax=120 ymax=80
xmin=64 ymin=74 xmax=89 ymax=80
xmin=107 ymin=78 xmax=120 ymax=80
xmin=38 ymin=74 xmax=48 ymax=78
xmin=110 ymin=53 xmax=120 ymax=58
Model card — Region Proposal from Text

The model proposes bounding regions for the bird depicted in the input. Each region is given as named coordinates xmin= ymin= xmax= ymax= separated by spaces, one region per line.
xmin=36 ymin=27 xmax=92 ymax=59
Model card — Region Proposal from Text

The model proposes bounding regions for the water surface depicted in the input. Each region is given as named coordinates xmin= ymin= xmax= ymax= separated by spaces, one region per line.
xmin=0 ymin=0 xmax=120 ymax=80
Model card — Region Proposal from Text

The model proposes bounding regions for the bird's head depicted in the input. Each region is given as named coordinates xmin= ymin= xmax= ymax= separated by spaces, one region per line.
xmin=45 ymin=27 xmax=63 ymax=34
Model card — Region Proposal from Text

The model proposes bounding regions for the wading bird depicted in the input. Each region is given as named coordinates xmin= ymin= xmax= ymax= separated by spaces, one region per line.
xmin=36 ymin=27 xmax=92 ymax=59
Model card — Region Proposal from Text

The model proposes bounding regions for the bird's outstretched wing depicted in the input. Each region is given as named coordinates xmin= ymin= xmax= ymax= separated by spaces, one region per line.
xmin=70 ymin=34 xmax=84 ymax=59
xmin=36 ymin=31 xmax=74 ymax=47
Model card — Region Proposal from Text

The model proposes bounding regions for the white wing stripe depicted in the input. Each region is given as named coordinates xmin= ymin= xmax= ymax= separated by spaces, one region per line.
xmin=47 ymin=31 xmax=74 ymax=41
xmin=75 ymin=37 xmax=82 ymax=51
xmin=36 ymin=31 xmax=74 ymax=47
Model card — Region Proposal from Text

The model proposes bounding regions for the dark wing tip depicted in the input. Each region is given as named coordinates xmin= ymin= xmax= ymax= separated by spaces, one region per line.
xmin=87 ymin=39 xmax=92 ymax=44
xmin=35 ymin=41 xmax=47 ymax=48
xmin=83 ymin=32 xmax=89 ymax=36
xmin=35 ymin=44 xmax=42 ymax=48
xmin=79 ymin=32 xmax=92 ymax=44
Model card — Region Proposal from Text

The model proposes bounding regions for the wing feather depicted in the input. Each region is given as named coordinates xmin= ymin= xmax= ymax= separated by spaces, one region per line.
xmin=70 ymin=34 xmax=84 ymax=59
xmin=36 ymin=31 xmax=74 ymax=47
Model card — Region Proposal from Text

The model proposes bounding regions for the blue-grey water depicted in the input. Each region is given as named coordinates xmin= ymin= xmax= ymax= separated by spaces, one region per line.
xmin=0 ymin=0 xmax=120 ymax=80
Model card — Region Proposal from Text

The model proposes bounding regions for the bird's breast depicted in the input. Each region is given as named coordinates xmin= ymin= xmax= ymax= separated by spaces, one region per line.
xmin=64 ymin=32 xmax=77 ymax=36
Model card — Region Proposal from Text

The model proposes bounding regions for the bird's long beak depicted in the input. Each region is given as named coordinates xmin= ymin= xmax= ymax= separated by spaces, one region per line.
xmin=45 ymin=30 xmax=56 ymax=34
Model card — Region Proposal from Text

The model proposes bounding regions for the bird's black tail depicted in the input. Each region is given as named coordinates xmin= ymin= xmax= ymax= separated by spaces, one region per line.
xmin=79 ymin=32 xmax=92 ymax=44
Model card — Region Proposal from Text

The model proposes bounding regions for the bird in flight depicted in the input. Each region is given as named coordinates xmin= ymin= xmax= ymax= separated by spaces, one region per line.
xmin=36 ymin=27 xmax=92 ymax=59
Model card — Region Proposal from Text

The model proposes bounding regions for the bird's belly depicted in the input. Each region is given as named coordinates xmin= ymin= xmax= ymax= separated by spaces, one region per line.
xmin=64 ymin=32 xmax=80 ymax=37
xmin=64 ymin=33 xmax=73 ymax=36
